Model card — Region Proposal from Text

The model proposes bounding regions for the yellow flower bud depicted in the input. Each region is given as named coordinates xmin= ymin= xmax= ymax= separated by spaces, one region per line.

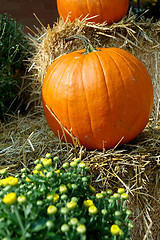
xmin=61 ymin=224 xmax=69 ymax=232
xmin=74 ymin=158 xmax=81 ymax=163
xmin=35 ymin=163 xmax=43 ymax=171
xmin=45 ymin=153 xmax=52 ymax=159
xmin=42 ymin=158 xmax=52 ymax=167
xmin=96 ymin=193 xmax=103 ymax=199
xmin=0 ymin=169 xmax=7 ymax=175
xmin=62 ymin=162 xmax=69 ymax=169
xmin=70 ymin=161 xmax=77 ymax=168
xmin=47 ymin=205 xmax=57 ymax=215
xmin=17 ymin=195 xmax=27 ymax=204
xmin=59 ymin=184 xmax=68 ymax=194
xmin=121 ymin=193 xmax=129 ymax=200
xmin=46 ymin=195 xmax=53 ymax=201
xmin=78 ymin=162 xmax=86 ymax=168
xmin=77 ymin=224 xmax=86 ymax=234
xmin=89 ymin=185 xmax=96 ymax=193
xmin=88 ymin=205 xmax=98 ymax=215
xmin=2 ymin=192 xmax=17 ymax=205
xmin=69 ymin=218 xmax=78 ymax=226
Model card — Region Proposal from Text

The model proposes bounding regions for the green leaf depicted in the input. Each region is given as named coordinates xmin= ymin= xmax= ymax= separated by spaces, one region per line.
xmin=25 ymin=204 xmax=33 ymax=217
xmin=31 ymin=218 xmax=47 ymax=232
xmin=47 ymin=232 xmax=62 ymax=240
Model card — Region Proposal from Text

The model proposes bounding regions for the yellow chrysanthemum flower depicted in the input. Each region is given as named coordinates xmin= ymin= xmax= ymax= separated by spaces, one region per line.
xmin=117 ymin=188 xmax=125 ymax=194
xmin=0 ymin=178 xmax=9 ymax=186
xmin=26 ymin=177 xmax=31 ymax=182
xmin=54 ymin=170 xmax=60 ymax=176
xmin=2 ymin=192 xmax=17 ymax=205
xmin=83 ymin=199 xmax=94 ymax=208
xmin=0 ymin=177 xmax=18 ymax=187
xmin=32 ymin=169 xmax=39 ymax=175
xmin=7 ymin=177 xmax=19 ymax=186
xmin=66 ymin=200 xmax=77 ymax=209
xmin=52 ymin=193 xmax=59 ymax=203
xmin=110 ymin=224 xmax=121 ymax=235
xmin=40 ymin=171 xmax=46 ymax=177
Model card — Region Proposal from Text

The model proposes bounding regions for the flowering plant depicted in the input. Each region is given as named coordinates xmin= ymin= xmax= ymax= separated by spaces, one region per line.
xmin=0 ymin=154 xmax=133 ymax=240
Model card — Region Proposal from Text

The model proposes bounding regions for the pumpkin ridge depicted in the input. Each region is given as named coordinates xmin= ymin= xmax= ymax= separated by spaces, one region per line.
xmin=42 ymin=57 xmax=66 ymax=110
xmin=66 ymin=55 xmax=85 ymax=137
xmin=93 ymin=51 xmax=113 ymax=127
xmin=105 ymin=48 xmax=153 ymax=135
xmin=66 ymin=60 xmax=76 ymax=133
xmin=102 ymin=50 xmax=128 ymax=133
xmin=52 ymin=55 xmax=79 ymax=130
xmin=108 ymin=48 xmax=153 ymax=110
xmin=60 ymin=54 xmax=82 ymax=130
xmin=107 ymin=48 xmax=150 ymax=81
xmin=106 ymin=49 xmax=143 ymax=122
xmin=104 ymin=49 xmax=143 ymax=134
xmin=43 ymin=55 xmax=66 ymax=88
xmin=81 ymin=55 xmax=96 ymax=144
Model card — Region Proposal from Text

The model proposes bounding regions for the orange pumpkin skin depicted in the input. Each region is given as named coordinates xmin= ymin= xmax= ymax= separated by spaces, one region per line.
xmin=42 ymin=47 xmax=153 ymax=150
xmin=56 ymin=0 xmax=129 ymax=24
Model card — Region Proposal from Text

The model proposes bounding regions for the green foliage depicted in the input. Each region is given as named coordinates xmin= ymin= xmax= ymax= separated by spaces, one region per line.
xmin=0 ymin=154 xmax=133 ymax=240
xmin=0 ymin=14 xmax=28 ymax=119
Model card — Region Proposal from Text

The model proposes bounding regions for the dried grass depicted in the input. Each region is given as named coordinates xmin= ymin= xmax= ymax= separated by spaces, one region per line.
xmin=1 ymin=10 xmax=160 ymax=240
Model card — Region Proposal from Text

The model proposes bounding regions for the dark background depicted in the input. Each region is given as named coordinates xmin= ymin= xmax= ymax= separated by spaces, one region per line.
xmin=0 ymin=0 xmax=59 ymax=32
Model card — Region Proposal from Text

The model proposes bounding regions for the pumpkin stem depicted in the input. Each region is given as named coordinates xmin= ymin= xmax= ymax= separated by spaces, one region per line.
xmin=65 ymin=34 xmax=98 ymax=55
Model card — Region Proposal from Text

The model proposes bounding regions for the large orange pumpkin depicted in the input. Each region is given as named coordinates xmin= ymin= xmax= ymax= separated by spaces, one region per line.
xmin=56 ymin=0 xmax=129 ymax=24
xmin=42 ymin=35 xmax=153 ymax=150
